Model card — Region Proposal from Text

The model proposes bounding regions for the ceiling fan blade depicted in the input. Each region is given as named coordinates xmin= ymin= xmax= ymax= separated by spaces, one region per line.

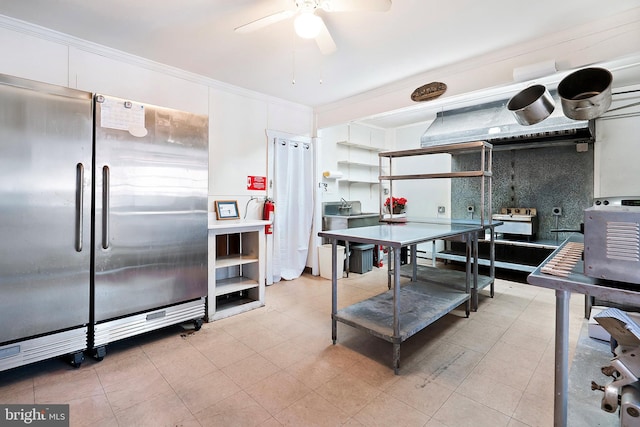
xmin=234 ymin=10 xmax=296 ymax=33
xmin=322 ymin=0 xmax=392 ymax=12
xmin=315 ymin=17 xmax=337 ymax=55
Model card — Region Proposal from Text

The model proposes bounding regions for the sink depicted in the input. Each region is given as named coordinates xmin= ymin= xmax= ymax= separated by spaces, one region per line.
xmin=326 ymin=212 xmax=378 ymax=218
xmin=322 ymin=201 xmax=380 ymax=230
xmin=323 ymin=213 xmax=380 ymax=230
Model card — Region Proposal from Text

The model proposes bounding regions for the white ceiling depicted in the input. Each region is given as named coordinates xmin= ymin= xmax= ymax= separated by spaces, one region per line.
xmin=0 ymin=0 xmax=638 ymax=108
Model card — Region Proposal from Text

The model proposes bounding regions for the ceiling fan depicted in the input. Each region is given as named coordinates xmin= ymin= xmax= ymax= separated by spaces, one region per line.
xmin=234 ymin=0 xmax=392 ymax=55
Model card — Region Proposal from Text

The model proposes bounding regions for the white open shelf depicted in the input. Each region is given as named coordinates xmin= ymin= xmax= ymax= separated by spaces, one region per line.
xmin=336 ymin=141 xmax=383 ymax=152
xmin=215 ymin=276 xmax=259 ymax=296
xmin=215 ymin=254 xmax=259 ymax=268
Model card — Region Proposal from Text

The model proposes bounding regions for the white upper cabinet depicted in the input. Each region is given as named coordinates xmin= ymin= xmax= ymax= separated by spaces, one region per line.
xmin=594 ymin=85 xmax=640 ymax=197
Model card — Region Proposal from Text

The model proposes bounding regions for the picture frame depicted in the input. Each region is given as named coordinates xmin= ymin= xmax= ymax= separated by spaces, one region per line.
xmin=214 ymin=200 xmax=240 ymax=220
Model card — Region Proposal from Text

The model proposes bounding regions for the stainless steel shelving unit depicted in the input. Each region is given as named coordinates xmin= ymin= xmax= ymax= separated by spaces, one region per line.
xmin=378 ymin=141 xmax=497 ymax=309
xmin=378 ymin=140 xmax=493 ymax=224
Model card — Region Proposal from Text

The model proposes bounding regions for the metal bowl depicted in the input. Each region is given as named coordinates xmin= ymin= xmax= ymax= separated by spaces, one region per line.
xmin=507 ymin=84 xmax=555 ymax=126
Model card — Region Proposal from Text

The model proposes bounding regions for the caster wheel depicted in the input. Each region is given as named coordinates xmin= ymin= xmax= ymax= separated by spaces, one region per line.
xmin=69 ymin=352 xmax=84 ymax=368
xmin=94 ymin=346 xmax=107 ymax=362
xmin=193 ymin=318 xmax=203 ymax=331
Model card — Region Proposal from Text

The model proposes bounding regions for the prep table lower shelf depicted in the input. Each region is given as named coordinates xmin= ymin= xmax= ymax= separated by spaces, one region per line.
xmin=334 ymin=279 xmax=470 ymax=343
xmin=400 ymin=264 xmax=493 ymax=310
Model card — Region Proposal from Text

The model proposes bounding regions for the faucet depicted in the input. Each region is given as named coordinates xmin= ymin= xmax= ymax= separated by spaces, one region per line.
xmin=340 ymin=198 xmax=352 ymax=209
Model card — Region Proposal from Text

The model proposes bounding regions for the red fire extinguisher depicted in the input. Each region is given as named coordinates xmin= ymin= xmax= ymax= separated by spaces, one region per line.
xmin=263 ymin=198 xmax=275 ymax=234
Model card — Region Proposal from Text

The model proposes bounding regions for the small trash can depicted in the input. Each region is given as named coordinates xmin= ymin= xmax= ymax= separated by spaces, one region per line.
xmin=319 ymin=244 xmax=345 ymax=280
xmin=350 ymin=244 xmax=374 ymax=274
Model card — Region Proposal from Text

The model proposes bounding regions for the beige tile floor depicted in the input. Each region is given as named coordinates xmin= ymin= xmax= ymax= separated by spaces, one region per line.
xmin=0 ymin=266 xmax=589 ymax=427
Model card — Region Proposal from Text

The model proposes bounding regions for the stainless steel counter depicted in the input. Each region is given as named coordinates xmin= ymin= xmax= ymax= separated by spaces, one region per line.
xmin=318 ymin=221 xmax=492 ymax=374
xmin=527 ymin=234 xmax=640 ymax=427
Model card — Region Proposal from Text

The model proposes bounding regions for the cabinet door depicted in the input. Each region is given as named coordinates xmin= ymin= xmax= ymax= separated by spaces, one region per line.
xmin=370 ymin=127 xmax=386 ymax=148
xmin=595 ymin=98 xmax=640 ymax=196
xmin=349 ymin=123 xmax=371 ymax=145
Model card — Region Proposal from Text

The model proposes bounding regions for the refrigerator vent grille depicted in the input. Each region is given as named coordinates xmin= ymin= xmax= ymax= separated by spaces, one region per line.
xmin=0 ymin=328 xmax=87 ymax=371
xmin=93 ymin=299 xmax=205 ymax=347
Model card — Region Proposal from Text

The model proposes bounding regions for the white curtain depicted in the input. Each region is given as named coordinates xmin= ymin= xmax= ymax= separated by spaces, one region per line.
xmin=272 ymin=138 xmax=314 ymax=282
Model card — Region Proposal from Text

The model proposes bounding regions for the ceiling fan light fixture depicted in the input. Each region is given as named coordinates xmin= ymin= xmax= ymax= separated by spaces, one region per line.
xmin=294 ymin=11 xmax=322 ymax=39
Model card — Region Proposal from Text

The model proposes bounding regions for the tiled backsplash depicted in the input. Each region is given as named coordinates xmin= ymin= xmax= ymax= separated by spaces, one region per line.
xmin=451 ymin=143 xmax=594 ymax=242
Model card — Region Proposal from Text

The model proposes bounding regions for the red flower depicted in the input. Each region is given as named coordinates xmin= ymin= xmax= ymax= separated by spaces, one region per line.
xmin=384 ymin=197 xmax=407 ymax=209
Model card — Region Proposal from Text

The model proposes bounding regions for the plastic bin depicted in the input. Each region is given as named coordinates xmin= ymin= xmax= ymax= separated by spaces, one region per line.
xmin=350 ymin=244 xmax=374 ymax=274
xmin=319 ymin=244 xmax=345 ymax=280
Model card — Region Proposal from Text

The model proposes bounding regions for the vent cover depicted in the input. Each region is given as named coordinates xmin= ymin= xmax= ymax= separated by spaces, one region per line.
xmin=584 ymin=206 xmax=640 ymax=285
xmin=606 ymin=221 xmax=640 ymax=262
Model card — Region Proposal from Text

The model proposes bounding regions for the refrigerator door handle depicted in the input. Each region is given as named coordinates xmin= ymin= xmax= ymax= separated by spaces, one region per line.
xmin=75 ymin=163 xmax=84 ymax=252
xmin=102 ymin=165 xmax=110 ymax=250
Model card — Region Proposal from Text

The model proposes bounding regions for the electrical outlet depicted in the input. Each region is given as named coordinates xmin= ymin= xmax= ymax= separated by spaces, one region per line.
xmin=552 ymin=207 xmax=562 ymax=216
xmin=467 ymin=205 xmax=475 ymax=213
xmin=438 ymin=206 xmax=445 ymax=214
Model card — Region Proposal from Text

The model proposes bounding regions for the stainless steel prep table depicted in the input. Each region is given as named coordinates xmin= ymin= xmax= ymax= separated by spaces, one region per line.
xmin=527 ymin=234 xmax=640 ymax=427
xmin=318 ymin=221 xmax=488 ymax=374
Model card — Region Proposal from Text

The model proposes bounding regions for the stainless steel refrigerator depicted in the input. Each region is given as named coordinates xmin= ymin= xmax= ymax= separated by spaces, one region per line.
xmin=91 ymin=93 xmax=208 ymax=359
xmin=0 ymin=74 xmax=208 ymax=371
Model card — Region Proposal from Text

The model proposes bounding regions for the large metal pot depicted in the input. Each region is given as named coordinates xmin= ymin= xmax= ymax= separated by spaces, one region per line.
xmin=557 ymin=67 xmax=612 ymax=120
xmin=507 ymin=84 xmax=555 ymax=126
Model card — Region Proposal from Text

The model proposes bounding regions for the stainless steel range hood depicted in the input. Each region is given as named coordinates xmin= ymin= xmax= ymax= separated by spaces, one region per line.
xmin=420 ymin=91 xmax=594 ymax=148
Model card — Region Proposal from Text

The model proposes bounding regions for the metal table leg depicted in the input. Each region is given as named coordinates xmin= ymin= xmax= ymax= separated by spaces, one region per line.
xmin=392 ymin=246 xmax=402 ymax=374
xmin=432 ymin=240 xmax=437 ymax=267
xmin=585 ymin=295 xmax=593 ymax=319
xmin=344 ymin=241 xmax=350 ymax=277
xmin=473 ymin=232 xmax=479 ymax=311
xmin=411 ymin=244 xmax=417 ymax=281
xmin=331 ymin=240 xmax=338 ymax=345
xmin=465 ymin=234 xmax=471 ymax=317
xmin=555 ymin=289 xmax=570 ymax=427
xmin=387 ymin=246 xmax=392 ymax=289
xmin=489 ymin=226 xmax=495 ymax=298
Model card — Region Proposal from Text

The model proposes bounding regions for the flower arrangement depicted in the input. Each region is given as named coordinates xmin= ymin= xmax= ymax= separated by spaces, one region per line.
xmin=384 ymin=197 xmax=407 ymax=213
